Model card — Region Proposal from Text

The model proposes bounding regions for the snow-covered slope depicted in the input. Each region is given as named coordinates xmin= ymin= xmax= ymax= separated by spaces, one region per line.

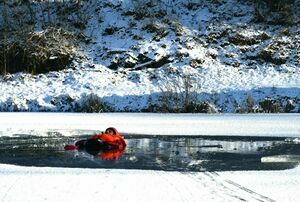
xmin=0 ymin=0 xmax=299 ymax=112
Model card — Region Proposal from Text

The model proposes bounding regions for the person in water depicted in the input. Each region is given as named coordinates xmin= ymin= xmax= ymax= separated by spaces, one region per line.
xmin=86 ymin=127 xmax=126 ymax=149
xmin=65 ymin=127 xmax=126 ymax=160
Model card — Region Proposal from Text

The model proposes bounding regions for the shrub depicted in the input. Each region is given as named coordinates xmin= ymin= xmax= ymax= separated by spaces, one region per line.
xmin=143 ymin=22 xmax=161 ymax=33
xmin=235 ymin=95 xmax=259 ymax=113
xmin=247 ymin=37 xmax=293 ymax=65
xmin=284 ymin=100 xmax=296 ymax=112
xmin=76 ymin=94 xmax=110 ymax=113
xmin=254 ymin=0 xmax=296 ymax=24
xmin=158 ymin=74 xmax=195 ymax=112
xmin=152 ymin=73 xmax=217 ymax=113
xmin=142 ymin=22 xmax=168 ymax=41
xmin=103 ymin=26 xmax=119 ymax=36
xmin=130 ymin=0 xmax=166 ymax=20
xmin=237 ymin=96 xmax=298 ymax=113
xmin=51 ymin=94 xmax=76 ymax=112
xmin=186 ymin=101 xmax=218 ymax=113
xmin=259 ymin=98 xmax=280 ymax=113
xmin=0 ymin=27 xmax=76 ymax=75
xmin=246 ymin=95 xmax=255 ymax=108
xmin=170 ymin=20 xmax=184 ymax=36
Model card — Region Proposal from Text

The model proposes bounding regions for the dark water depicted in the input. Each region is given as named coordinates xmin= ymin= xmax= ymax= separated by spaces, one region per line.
xmin=0 ymin=133 xmax=299 ymax=171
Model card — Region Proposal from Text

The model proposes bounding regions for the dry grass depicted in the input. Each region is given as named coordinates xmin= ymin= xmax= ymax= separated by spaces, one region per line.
xmin=0 ymin=27 xmax=76 ymax=75
xmin=76 ymin=93 xmax=110 ymax=113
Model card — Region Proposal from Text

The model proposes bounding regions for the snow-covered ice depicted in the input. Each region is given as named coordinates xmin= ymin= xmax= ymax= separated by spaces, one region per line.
xmin=222 ymin=166 xmax=300 ymax=202
xmin=0 ymin=113 xmax=299 ymax=137
xmin=1 ymin=163 xmax=299 ymax=202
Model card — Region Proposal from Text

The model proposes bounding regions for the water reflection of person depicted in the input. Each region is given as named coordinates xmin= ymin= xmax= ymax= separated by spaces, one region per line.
xmin=96 ymin=147 xmax=125 ymax=160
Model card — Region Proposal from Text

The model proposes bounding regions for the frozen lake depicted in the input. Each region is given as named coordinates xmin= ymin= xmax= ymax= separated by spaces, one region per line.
xmin=0 ymin=113 xmax=299 ymax=137
xmin=0 ymin=113 xmax=299 ymax=171
xmin=0 ymin=113 xmax=299 ymax=202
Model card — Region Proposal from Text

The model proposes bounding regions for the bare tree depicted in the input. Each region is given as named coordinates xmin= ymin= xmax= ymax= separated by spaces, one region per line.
xmin=1 ymin=0 xmax=9 ymax=75
xmin=22 ymin=0 xmax=36 ymax=24
xmin=2 ymin=35 xmax=7 ymax=75
xmin=158 ymin=73 xmax=201 ymax=112
xmin=254 ymin=0 xmax=295 ymax=24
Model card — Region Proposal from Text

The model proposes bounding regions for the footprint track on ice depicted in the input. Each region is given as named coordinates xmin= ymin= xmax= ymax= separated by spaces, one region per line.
xmin=158 ymin=171 xmax=192 ymax=202
xmin=2 ymin=177 xmax=20 ymax=202
xmin=204 ymin=172 xmax=276 ymax=202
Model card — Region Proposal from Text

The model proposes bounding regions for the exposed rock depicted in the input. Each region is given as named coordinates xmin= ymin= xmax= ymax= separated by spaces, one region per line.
xmin=103 ymin=26 xmax=120 ymax=36
xmin=229 ymin=32 xmax=271 ymax=46
xmin=258 ymin=49 xmax=287 ymax=65
xmin=106 ymin=51 xmax=154 ymax=70
xmin=130 ymin=55 xmax=172 ymax=71
xmin=190 ymin=58 xmax=205 ymax=68
xmin=143 ymin=23 xmax=161 ymax=33
xmin=153 ymin=28 xmax=169 ymax=41
xmin=107 ymin=53 xmax=138 ymax=70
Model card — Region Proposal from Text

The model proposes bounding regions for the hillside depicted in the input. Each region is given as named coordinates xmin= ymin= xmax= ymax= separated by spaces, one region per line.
xmin=0 ymin=0 xmax=299 ymax=112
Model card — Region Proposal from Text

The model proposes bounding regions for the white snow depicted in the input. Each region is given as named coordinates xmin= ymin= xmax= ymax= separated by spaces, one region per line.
xmin=261 ymin=155 xmax=300 ymax=163
xmin=222 ymin=166 xmax=300 ymax=202
xmin=1 ymin=163 xmax=299 ymax=202
xmin=0 ymin=113 xmax=299 ymax=137
xmin=1 ymin=0 xmax=300 ymax=200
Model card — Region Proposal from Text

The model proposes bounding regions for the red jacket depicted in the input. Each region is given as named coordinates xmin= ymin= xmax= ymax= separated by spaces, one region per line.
xmin=88 ymin=127 xmax=126 ymax=149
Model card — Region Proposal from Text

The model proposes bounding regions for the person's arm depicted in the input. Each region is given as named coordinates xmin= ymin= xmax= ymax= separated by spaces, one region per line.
xmin=88 ymin=133 xmax=101 ymax=139
xmin=119 ymin=137 xmax=126 ymax=147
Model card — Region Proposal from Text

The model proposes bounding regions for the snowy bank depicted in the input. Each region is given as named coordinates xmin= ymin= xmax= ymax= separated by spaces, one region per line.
xmin=0 ymin=0 xmax=299 ymax=112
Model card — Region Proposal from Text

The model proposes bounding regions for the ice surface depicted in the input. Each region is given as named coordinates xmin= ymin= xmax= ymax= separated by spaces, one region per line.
xmin=222 ymin=165 xmax=300 ymax=202
xmin=2 ymin=163 xmax=297 ymax=202
xmin=0 ymin=113 xmax=299 ymax=137
xmin=0 ymin=113 xmax=299 ymax=202
xmin=1 ymin=164 xmax=187 ymax=202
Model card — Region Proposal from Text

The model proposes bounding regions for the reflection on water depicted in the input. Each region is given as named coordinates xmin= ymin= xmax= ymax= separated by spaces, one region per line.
xmin=0 ymin=134 xmax=299 ymax=171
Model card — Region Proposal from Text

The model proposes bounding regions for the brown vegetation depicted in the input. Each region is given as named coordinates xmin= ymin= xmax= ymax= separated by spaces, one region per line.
xmin=0 ymin=27 xmax=76 ymax=75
